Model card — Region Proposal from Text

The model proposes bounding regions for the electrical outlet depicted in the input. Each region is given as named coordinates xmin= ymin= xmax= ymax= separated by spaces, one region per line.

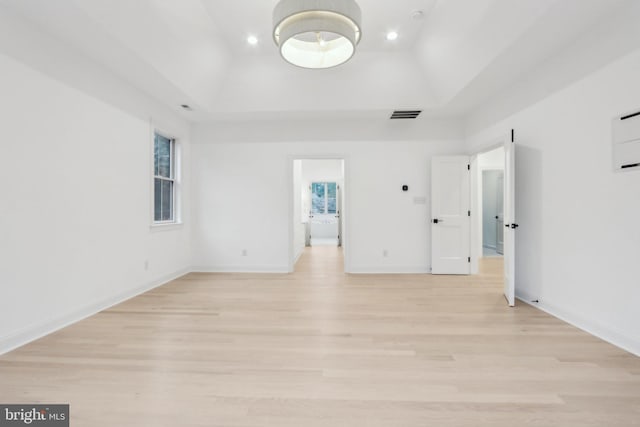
xmin=242 ymin=249 xmax=248 ymax=257
xmin=144 ymin=260 xmax=149 ymax=271
xmin=383 ymin=249 xmax=388 ymax=257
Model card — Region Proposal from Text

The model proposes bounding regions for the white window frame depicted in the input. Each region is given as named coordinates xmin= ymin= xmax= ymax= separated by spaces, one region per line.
xmin=152 ymin=130 xmax=182 ymax=228
xmin=311 ymin=182 xmax=337 ymax=215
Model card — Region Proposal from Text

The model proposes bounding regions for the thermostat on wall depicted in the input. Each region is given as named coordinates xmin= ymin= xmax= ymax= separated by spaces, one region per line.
xmin=612 ymin=110 xmax=640 ymax=172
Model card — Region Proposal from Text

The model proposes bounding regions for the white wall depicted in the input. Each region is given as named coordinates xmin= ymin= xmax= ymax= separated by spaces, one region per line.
xmin=0 ymin=52 xmax=192 ymax=353
xmin=478 ymin=147 xmax=505 ymax=170
xmin=0 ymin=7 xmax=188 ymax=134
xmin=292 ymin=160 xmax=305 ymax=262
xmin=191 ymin=117 xmax=464 ymax=143
xmin=301 ymin=159 xmax=344 ymax=184
xmin=466 ymin=0 xmax=640 ymax=135
xmin=191 ymin=135 xmax=465 ymax=273
xmin=466 ymin=49 xmax=640 ymax=356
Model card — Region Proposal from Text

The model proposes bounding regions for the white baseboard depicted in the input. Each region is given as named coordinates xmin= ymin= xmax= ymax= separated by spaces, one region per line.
xmin=192 ymin=265 xmax=290 ymax=273
xmin=348 ymin=266 xmax=431 ymax=274
xmin=516 ymin=290 xmax=640 ymax=357
xmin=0 ymin=267 xmax=190 ymax=356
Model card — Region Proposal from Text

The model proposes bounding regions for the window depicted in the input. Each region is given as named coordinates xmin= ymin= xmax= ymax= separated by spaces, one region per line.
xmin=311 ymin=182 xmax=337 ymax=214
xmin=153 ymin=133 xmax=176 ymax=223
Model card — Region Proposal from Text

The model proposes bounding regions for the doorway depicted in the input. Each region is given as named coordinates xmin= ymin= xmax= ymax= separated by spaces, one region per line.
xmin=472 ymin=146 xmax=505 ymax=270
xmin=470 ymin=136 xmax=516 ymax=307
xmin=476 ymin=147 xmax=505 ymax=260
xmin=482 ymin=169 xmax=504 ymax=257
xmin=289 ymin=158 xmax=346 ymax=272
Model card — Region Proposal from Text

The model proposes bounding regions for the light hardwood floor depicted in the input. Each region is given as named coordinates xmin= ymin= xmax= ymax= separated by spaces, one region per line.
xmin=1 ymin=247 xmax=639 ymax=426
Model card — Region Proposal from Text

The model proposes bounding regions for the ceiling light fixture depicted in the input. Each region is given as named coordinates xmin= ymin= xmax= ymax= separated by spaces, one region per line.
xmin=247 ymin=35 xmax=259 ymax=46
xmin=273 ymin=0 xmax=362 ymax=69
xmin=386 ymin=31 xmax=398 ymax=41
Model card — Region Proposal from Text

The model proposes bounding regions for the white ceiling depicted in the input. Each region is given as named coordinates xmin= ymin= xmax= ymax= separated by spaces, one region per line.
xmin=0 ymin=0 xmax=636 ymax=122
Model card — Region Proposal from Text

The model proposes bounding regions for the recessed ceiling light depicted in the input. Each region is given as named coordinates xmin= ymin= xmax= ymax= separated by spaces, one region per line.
xmin=411 ymin=10 xmax=425 ymax=20
xmin=247 ymin=35 xmax=258 ymax=45
xmin=386 ymin=31 xmax=398 ymax=41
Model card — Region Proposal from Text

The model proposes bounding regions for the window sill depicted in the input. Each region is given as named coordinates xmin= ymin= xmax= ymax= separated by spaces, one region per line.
xmin=150 ymin=222 xmax=184 ymax=232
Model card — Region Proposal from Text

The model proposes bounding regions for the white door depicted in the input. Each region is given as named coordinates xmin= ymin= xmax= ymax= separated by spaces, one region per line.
xmin=431 ymin=156 xmax=471 ymax=275
xmin=503 ymin=134 xmax=516 ymax=306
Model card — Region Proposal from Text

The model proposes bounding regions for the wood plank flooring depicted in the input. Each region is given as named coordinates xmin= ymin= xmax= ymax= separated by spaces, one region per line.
xmin=1 ymin=247 xmax=638 ymax=426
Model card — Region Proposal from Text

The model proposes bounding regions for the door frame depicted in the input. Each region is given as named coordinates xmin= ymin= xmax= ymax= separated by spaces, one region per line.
xmin=469 ymin=137 xmax=509 ymax=275
xmin=287 ymin=155 xmax=349 ymax=273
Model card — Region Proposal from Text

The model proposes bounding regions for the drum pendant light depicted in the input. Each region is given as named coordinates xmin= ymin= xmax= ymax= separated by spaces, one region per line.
xmin=273 ymin=0 xmax=362 ymax=69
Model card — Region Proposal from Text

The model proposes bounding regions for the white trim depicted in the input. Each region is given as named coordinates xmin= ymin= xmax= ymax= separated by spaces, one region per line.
xmin=516 ymin=290 xmax=640 ymax=357
xmin=150 ymin=222 xmax=184 ymax=232
xmin=192 ymin=266 xmax=290 ymax=274
xmin=0 ymin=268 xmax=190 ymax=356
xmin=348 ymin=266 xmax=431 ymax=274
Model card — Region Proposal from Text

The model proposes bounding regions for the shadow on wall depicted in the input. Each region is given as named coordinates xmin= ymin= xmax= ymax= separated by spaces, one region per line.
xmin=515 ymin=144 xmax=544 ymax=301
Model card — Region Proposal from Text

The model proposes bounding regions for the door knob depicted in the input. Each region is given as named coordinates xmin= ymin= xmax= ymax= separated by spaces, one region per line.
xmin=433 ymin=219 xmax=443 ymax=224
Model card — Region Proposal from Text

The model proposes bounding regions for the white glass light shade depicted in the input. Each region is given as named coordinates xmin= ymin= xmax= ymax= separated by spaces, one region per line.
xmin=273 ymin=0 xmax=362 ymax=69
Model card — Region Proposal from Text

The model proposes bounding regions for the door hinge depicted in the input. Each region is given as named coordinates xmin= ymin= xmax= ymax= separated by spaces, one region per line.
xmin=511 ymin=223 xmax=519 ymax=229
xmin=468 ymin=257 xmax=471 ymax=263
xmin=467 ymin=164 xmax=470 ymax=171
xmin=468 ymin=210 xmax=471 ymax=217
xmin=511 ymin=129 xmax=515 ymax=143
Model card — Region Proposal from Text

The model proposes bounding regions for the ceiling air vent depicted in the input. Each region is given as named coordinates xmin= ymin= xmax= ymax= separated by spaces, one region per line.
xmin=390 ymin=110 xmax=422 ymax=120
